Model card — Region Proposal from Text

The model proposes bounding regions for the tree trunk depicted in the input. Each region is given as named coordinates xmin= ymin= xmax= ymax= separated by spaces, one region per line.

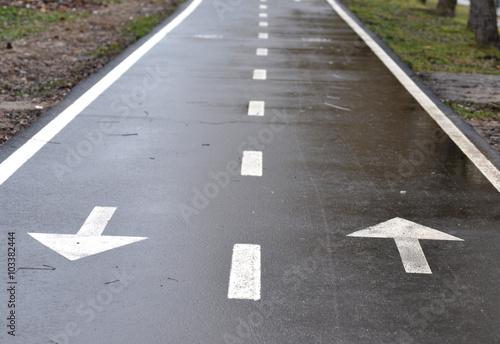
xmin=468 ymin=0 xmax=500 ymax=47
xmin=437 ymin=0 xmax=457 ymax=17
xmin=467 ymin=0 xmax=479 ymax=30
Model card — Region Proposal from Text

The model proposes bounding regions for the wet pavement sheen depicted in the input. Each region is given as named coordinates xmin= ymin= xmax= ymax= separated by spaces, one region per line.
xmin=0 ymin=0 xmax=499 ymax=343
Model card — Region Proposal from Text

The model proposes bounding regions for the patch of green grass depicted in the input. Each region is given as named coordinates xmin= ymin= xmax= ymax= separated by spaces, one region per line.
xmin=0 ymin=7 xmax=81 ymax=42
xmin=35 ymin=79 xmax=73 ymax=97
xmin=348 ymin=0 xmax=500 ymax=74
xmin=122 ymin=2 xmax=181 ymax=40
xmin=125 ymin=14 xmax=164 ymax=40
xmin=90 ymin=41 xmax=126 ymax=57
xmin=445 ymin=101 xmax=500 ymax=120
xmin=87 ymin=2 xmax=184 ymax=61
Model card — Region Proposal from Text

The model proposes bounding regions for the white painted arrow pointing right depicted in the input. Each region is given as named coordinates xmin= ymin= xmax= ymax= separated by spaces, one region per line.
xmin=348 ymin=217 xmax=463 ymax=274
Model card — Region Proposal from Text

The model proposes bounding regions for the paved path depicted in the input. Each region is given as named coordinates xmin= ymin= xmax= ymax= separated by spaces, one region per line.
xmin=1 ymin=0 xmax=499 ymax=343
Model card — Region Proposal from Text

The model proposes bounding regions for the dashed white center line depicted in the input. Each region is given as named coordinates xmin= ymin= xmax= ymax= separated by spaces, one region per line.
xmin=253 ymin=69 xmax=267 ymax=80
xmin=256 ymin=48 xmax=268 ymax=56
xmin=241 ymin=151 xmax=263 ymax=176
xmin=259 ymin=4 xmax=267 ymax=9
xmin=260 ymin=0 xmax=267 ymax=2
xmin=259 ymin=13 xmax=268 ymax=18
xmin=258 ymin=32 xmax=269 ymax=39
xmin=228 ymin=244 xmax=261 ymax=300
xmin=259 ymin=21 xmax=268 ymax=27
xmin=248 ymin=101 xmax=265 ymax=117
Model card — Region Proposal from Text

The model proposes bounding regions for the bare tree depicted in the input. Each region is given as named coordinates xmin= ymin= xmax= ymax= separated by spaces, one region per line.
xmin=468 ymin=0 xmax=500 ymax=47
xmin=437 ymin=0 xmax=457 ymax=16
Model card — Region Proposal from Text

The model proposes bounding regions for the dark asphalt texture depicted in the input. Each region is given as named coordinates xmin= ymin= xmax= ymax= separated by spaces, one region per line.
xmin=0 ymin=0 xmax=499 ymax=343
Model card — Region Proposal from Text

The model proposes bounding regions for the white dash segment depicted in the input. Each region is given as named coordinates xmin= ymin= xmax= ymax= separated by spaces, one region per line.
xmin=259 ymin=21 xmax=268 ymax=27
xmin=241 ymin=151 xmax=263 ymax=176
xmin=248 ymin=101 xmax=265 ymax=117
xmin=228 ymin=244 xmax=261 ymax=300
xmin=256 ymin=48 xmax=268 ymax=56
xmin=259 ymin=13 xmax=268 ymax=18
xmin=253 ymin=69 xmax=267 ymax=80
xmin=259 ymin=4 xmax=267 ymax=9
xmin=258 ymin=32 xmax=268 ymax=39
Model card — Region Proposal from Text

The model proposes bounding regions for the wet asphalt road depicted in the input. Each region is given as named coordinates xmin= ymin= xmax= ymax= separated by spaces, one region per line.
xmin=1 ymin=0 xmax=500 ymax=343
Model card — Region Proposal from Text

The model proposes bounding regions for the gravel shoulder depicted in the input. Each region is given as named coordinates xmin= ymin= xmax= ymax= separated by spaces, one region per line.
xmin=417 ymin=72 xmax=500 ymax=153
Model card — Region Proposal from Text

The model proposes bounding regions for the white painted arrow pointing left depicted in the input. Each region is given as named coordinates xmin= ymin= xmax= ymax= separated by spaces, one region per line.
xmin=29 ymin=207 xmax=148 ymax=261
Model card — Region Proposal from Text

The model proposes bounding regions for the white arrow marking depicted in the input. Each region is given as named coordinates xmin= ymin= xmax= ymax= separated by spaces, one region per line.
xmin=29 ymin=207 xmax=147 ymax=261
xmin=348 ymin=217 xmax=463 ymax=274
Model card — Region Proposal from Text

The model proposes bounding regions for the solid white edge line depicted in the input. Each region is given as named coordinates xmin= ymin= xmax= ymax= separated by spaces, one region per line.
xmin=228 ymin=244 xmax=261 ymax=300
xmin=248 ymin=101 xmax=265 ymax=116
xmin=0 ymin=0 xmax=204 ymax=187
xmin=241 ymin=151 xmax=263 ymax=176
xmin=325 ymin=0 xmax=500 ymax=193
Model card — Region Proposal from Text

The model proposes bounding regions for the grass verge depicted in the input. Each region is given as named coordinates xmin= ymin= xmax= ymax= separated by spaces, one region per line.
xmin=0 ymin=7 xmax=83 ymax=42
xmin=347 ymin=0 xmax=500 ymax=74
xmin=123 ymin=2 xmax=182 ymax=40
xmin=347 ymin=0 xmax=500 ymax=120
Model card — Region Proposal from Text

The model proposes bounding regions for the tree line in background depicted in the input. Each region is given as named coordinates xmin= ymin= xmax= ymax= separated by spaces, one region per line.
xmin=433 ymin=0 xmax=500 ymax=47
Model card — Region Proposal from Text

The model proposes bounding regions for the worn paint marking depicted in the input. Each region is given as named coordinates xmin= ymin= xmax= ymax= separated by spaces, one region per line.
xmin=228 ymin=244 xmax=261 ymax=300
xmin=241 ymin=151 xmax=263 ymax=176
